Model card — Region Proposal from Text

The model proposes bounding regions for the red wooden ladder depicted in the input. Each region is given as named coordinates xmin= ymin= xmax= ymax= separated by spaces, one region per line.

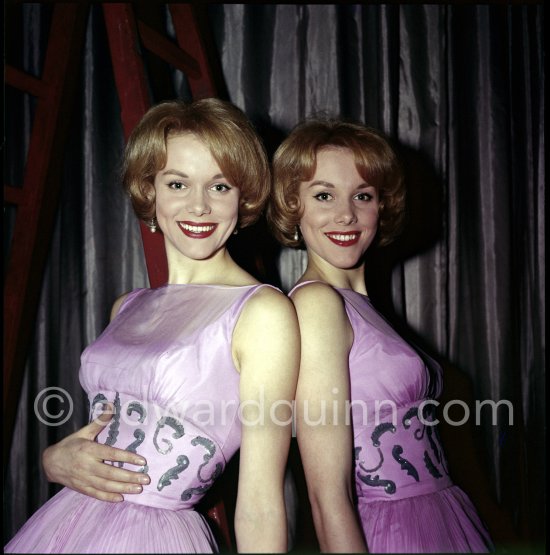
xmin=4 ymin=1 xmax=90 ymax=459
xmin=5 ymin=3 xmax=232 ymax=548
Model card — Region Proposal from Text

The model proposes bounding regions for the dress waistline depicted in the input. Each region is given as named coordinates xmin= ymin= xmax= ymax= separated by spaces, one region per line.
xmin=89 ymin=390 xmax=226 ymax=511
xmin=121 ymin=491 xmax=198 ymax=511
xmin=354 ymin=401 xmax=452 ymax=502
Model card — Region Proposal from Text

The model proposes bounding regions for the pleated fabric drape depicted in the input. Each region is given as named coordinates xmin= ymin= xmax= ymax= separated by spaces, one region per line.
xmin=4 ymin=3 xmax=544 ymax=547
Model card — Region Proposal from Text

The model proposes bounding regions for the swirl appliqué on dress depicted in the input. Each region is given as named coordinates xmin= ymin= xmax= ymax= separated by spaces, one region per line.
xmin=193 ymin=437 xmax=223 ymax=483
xmin=127 ymin=401 xmax=147 ymax=423
xmin=89 ymin=393 xmax=108 ymax=423
xmin=392 ymin=445 xmax=419 ymax=481
xmin=431 ymin=425 xmax=449 ymax=475
xmin=423 ymin=450 xmax=443 ymax=478
xmin=118 ymin=402 xmax=148 ymax=471
xmin=105 ymin=392 xmax=121 ymax=446
xmin=357 ymin=473 xmax=397 ymax=494
xmin=356 ymin=404 xmax=452 ymax=495
xmin=356 ymin=424 xmax=397 ymax=494
xmin=158 ymin=455 xmax=190 ymax=491
xmin=180 ymin=436 xmax=223 ymax=502
xmin=123 ymin=430 xmax=148 ymax=474
xmin=356 ymin=446 xmax=384 ymax=473
xmin=421 ymin=404 xmax=450 ymax=475
xmin=371 ymin=422 xmax=396 ymax=447
xmin=402 ymin=404 xmax=427 ymax=440
xmin=153 ymin=416 xmax=185 ymax=455
xmin=402 ymin=406 xmax=418 ymax=428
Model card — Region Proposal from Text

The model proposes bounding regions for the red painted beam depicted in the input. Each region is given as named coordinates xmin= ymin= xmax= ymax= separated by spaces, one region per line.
xmin=137 ymin=20 xmax=201 ymax=79
xmin=168 ymin=4 xmax=219 ymax=99
xmin=103 ymin=3 xmax=168 ymax=289
xmin=3 ymin=2 xmax=90 ymax=461
xmin=5 ymin=65 xmax=48 ymax=98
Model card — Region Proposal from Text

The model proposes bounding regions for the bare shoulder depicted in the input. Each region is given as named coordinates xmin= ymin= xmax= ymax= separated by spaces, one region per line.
xmin=110 ymin=291 xmax=131 ymax=322
xmin=291 ymin=282 xmax=352 ymax=351
xmin=239 ymin=285 xmax=296 ymax=322
xmin=290 ymin=282 xmax=346 ymax=318
xmin=233 ymin=286 xmax=297 ymax=349
xmin=233 ymin=285 xmax=300 ymax=375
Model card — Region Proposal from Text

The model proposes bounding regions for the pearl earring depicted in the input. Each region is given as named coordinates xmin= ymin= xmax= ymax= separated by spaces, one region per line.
xmin=293 ymin=226 xmax=300 ymax=242
xmin=149 ymin=217 xmax=158 ymax=233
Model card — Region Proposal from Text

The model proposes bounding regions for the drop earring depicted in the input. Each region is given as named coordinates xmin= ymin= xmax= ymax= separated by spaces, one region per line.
xmin=149 ymin=217 xmax=158 ymax=233
xmin=293 ymin=226 xmax=300 ymax=242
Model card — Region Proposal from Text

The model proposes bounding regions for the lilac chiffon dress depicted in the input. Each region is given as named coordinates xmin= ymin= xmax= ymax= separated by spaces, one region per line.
xmin=291 ymin=282 xmax=493 ymax=553
xmin=6 ymin=284 xmax=272 ymax=554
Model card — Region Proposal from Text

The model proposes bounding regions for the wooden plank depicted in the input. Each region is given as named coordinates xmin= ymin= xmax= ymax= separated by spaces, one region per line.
xmin=168 ymin=4 xmax=219 ymax=99
xmin=5 ymin=65 xmax=48 ymax=98
xmin=137 ymin=20 xmax=201 ymax=78
xmin=103 ymin=3 xmax=168 ymax=289
xmin=4 ymin=185 xmax=26 ymax=206
xmin=3 ymin=2 xmax=90 ymax=461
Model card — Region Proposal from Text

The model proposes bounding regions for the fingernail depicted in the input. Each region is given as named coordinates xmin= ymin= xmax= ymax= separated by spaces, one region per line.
xmin=139 ymin=475 xmax=150 ymax=484
xmin=136 ymin=458 xmax=146 ymax=466
xmin=130 ymin=485 xmax=143 ymax=493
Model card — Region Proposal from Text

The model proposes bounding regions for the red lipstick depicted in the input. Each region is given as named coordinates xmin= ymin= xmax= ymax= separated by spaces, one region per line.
xmin=178 ymin=221 xmax=218 ymax=239
xmin=325 ymin=231 xmax=361 ymax=247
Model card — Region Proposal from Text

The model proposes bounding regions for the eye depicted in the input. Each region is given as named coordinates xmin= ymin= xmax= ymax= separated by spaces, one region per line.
xmin=168 ymin=181 xmax=185 ymax=190
xmin=313 ymin=192 xmax=333 ymax=202
xmin=210 ymin=183 xmax=231 ymax=192
xmin=354 ymin=192 xmax=374 ymax=202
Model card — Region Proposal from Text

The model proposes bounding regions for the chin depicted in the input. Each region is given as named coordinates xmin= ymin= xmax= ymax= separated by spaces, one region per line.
xmin=324 ymin=253 xmax=363 ymax=270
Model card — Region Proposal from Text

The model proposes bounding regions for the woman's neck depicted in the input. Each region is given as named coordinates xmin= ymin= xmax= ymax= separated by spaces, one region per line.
xmin=300 ymin=251 xmax=368 ymax=295
xmin=166 ymin=245 xmax=256 ymax=286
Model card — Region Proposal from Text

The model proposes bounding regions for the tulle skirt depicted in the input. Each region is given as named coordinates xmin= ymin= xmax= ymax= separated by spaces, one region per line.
xmin=4 ymin=487 xmax=218 ymax=553
xmin=358 ymin=485 xmax=494 ymax=553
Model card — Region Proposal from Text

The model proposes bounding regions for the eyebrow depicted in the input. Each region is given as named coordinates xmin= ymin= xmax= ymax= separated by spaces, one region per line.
xmin=308 ymin=181 xmax=335 ymax=188
xmin=161 ymin=170 xmax=225 ymax=180
xmin=308 ymin=180 xmax=372 ymax=189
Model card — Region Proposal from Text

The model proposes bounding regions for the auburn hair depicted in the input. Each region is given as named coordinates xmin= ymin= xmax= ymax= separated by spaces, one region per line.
xmin=122 ymin=98 xmax=270 ymax=228
xmin=268 ymin=117 xmax=406 ymax=247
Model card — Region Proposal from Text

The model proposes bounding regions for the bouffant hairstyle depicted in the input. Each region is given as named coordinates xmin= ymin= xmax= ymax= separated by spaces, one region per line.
xmin=268 ymin=117 xmax=406 ymax=247
xmin=122 ymin=98 xmax=270 ymax=228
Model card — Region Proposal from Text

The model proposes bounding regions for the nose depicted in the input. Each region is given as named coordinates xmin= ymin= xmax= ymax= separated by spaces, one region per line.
xmin=186 ymin=188 xmax=211 ymax=216
xmin=334 ymin=198 xmax=357 ymax=225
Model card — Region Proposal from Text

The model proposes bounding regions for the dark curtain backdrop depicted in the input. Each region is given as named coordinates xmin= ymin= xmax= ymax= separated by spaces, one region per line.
xmin=4 ymin=3 xmax=544 ymax=549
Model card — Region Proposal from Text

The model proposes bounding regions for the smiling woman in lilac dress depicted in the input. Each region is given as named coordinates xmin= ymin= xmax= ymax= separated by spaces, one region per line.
xmin=268 ymin=117 xmax=494 ymax=553
xmin=5 ymin=98 xmax=299 ymax=553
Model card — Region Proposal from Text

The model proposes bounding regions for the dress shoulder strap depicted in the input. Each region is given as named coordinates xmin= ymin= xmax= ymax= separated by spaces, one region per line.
xmin=116 ymin=288 xmax=147 ymax=316
xmin=287 ymin=279 xmax=326 ymax=297
xmin=229 ymin=283 xmax=281 ymax=318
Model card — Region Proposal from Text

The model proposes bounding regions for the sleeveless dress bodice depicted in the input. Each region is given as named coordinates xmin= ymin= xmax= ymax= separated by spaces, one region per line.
xmin=80 ymin=284 xmax=254 ymax=511
xmin=5 ymin=283 xmax=273 ymax=553
xmin=339 ymin=288 xmax=453 ymax=503
xmin=289 ymin=282 xmax=493 ymax=553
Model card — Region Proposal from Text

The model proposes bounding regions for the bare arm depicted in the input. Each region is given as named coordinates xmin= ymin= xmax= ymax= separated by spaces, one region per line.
xmin=41 ymin=292 xmax=151 ymax=501
xmin=232 ymin=288 xmax=300 ymax=552
xmin=292 ymin=283 xmax=367 ymax=553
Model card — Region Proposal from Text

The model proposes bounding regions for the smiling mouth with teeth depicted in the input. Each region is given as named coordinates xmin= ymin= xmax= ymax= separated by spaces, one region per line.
xmin=325 ymin=232 xmax=361 ymax=247
xmin=177 ymin=221 xmax=218 ymax=239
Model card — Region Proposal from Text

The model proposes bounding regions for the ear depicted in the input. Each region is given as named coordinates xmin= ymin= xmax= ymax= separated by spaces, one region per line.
xmin=287 ymin=193 xmax=303 ymax=213
xmin=143 ymin=182 xmax=156 ymax=202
